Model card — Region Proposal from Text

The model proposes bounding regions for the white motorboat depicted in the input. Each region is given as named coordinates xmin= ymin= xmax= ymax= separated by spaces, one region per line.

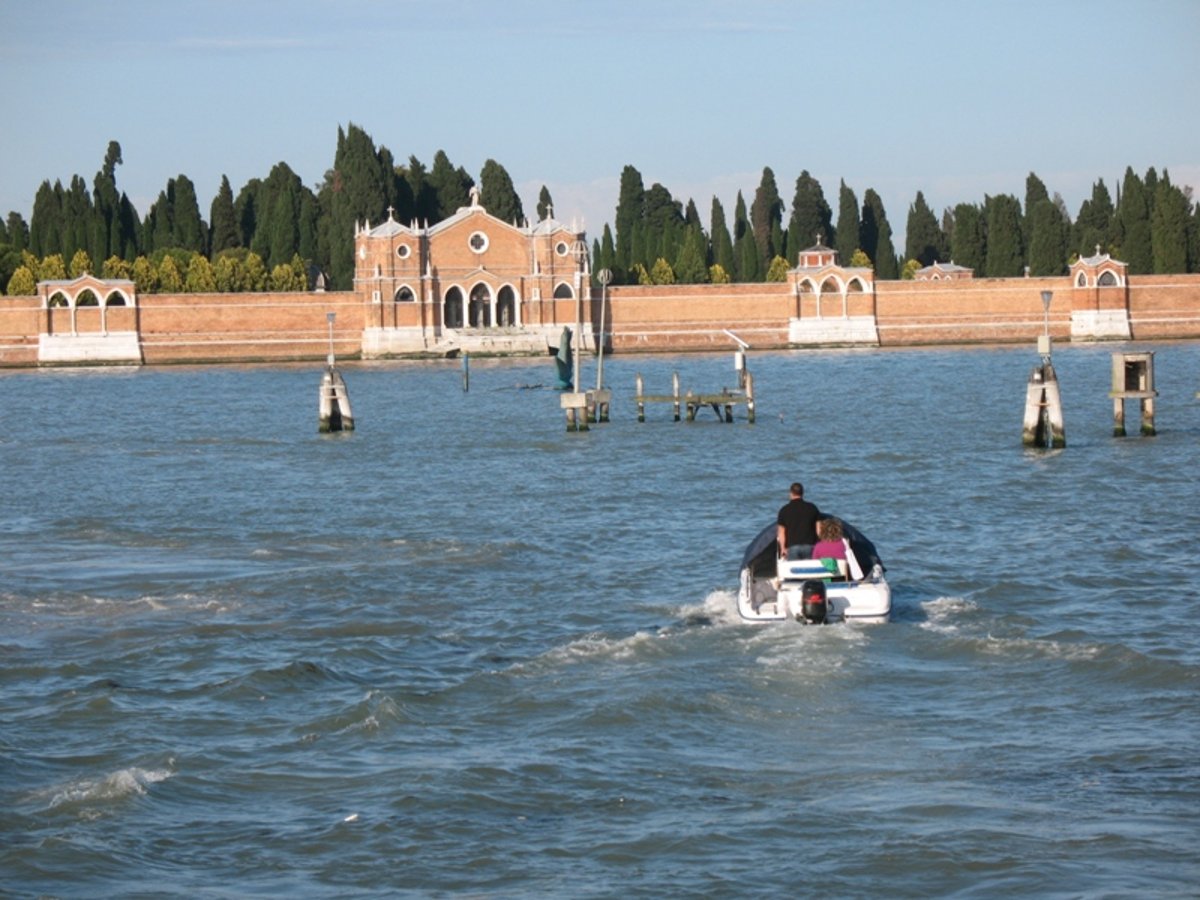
xmin=736 ymin=518 xmax=891 ymax=624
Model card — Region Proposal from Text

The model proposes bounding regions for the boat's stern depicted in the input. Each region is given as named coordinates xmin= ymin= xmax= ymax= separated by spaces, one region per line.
xmin=738 ymin=558 xmax=891 ymax=624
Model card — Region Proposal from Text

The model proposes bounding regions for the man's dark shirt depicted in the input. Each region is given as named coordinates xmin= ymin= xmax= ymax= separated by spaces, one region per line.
xmin=777 ymin=498 xmax=820 ymax=548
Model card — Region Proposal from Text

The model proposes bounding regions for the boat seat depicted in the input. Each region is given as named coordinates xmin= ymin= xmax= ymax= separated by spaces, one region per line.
xmin=777 ymin=557 xmax=850 ymax=582
xmin=777 ymin=558 xmax=834 ymax=581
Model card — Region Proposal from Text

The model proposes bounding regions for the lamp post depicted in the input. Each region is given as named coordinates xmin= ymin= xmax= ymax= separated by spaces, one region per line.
xmin=1039 ymin=290 xmax=1052 ymax=363
xmin=571 ymin=241 xmax=587 ymax=393
xmin=326 ymin=311 xmax=336 ymax=367
xmin=596 ymin=268 xmax=612 ymax=391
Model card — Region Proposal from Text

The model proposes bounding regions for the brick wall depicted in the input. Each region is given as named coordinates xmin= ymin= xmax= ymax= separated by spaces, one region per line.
xmin=4 ymin=272 xmax=1200 ymax=367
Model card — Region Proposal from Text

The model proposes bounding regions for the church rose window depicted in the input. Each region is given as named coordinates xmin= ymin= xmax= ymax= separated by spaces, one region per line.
xmin=469 ymin=232 xmax=488 ymax=253
xmin=555 ymin=241 xmax=568 ymax=256
xmin=396 ymin=244 xmax=410 ymax=259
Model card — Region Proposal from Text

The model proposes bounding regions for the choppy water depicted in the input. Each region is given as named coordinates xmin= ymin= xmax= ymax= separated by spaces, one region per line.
xmin=2 ymin=343 xmax=1198 ymax=898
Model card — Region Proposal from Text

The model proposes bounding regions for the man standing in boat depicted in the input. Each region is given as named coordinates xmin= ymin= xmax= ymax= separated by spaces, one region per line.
xmin=777 ymin=482 xmax=820 ymax=559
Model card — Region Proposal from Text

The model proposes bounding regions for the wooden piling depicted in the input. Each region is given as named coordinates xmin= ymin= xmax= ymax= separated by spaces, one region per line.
xmin=672 ymin=372 xmax=681 ymax=422
xmin=318 ymin=367 xmax=355 ymax=433
xmin=1021 ymin=363 xmax=1064 ymax=448
xmin=636 ymin=374 xmax=646 ymax=422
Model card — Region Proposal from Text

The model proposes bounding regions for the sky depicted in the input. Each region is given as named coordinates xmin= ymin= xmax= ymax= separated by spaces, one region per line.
xmin=2 ymin=0 xmax=1198 ymax=252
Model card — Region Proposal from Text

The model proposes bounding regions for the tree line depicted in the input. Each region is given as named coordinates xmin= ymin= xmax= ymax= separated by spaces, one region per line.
xmin=2 ymin=125 xmax=1197 ymax=296
xmin=591 ymin=165 xmax=1199 ymax=286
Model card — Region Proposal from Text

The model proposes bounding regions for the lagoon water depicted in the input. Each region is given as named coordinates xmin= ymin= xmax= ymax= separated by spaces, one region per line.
xmin=1 ymin=344 xmax=1198 ymax=897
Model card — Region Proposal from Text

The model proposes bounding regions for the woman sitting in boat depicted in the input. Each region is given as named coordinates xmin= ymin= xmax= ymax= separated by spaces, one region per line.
xmin=811 ymin=518 xmax=848 ymax=579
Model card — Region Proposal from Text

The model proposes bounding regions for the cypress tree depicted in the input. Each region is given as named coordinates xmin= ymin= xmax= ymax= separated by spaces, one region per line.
xmin=402 ymin=155 xmax=436 ymax=224
xmin=117 ymin=194 xmax=140 ymax=259
xmin=984 ymin=194 xmax=1025 ymax=276
xmin=29 ymin=180 xmax=63 ymax=257
xmin=7 ymin=212 xmax=29 ymax=252
xmin=750 ymin=167 xmax=783 ymax=276
xmin=732 ymin=191 xmax=752 ymax=281
xmin=209 ymin=175 xmax=240 ymax=257
xmin=479 ymin=159 xmax=523 ymax=224
xmin=1073 ymin=179 xmax=1115 ymax=257
xmin=949 ymin=203 xmax=986 ymax=273
xmin=786 ymin=170 xmax=833 ymax=265
xmin=324 ymin=124 xmax=394 ymax=289
xmin=905 ymin=191 xmax=944 ymax=266
xmin=861 ymin=189 xmax=897 ymax=278
xmin=614 ymin=165 xmax=645 ymax=277
xmin=267 ymin=190 xmax=298 ymax=270
xmin=598 ymin=224 xmax=617 ymax=278
xmin=64 ymin=176 xmax=92 ymax=260
xmin=834 ymin=180 xmax=860 ymax=263
xmin=1026 ymin=198 xmax=1070 ymax=275
xmin=536 ymin=185 xmax=554 ymax=221
xmin=170 ymin=175 xmax=206 ymax=253
xmin=1023 ymin=172 xmax=1049 ymax=251
xmin=429 ymin=150 xmax=473 ymax=220
xmin=642 ymin=183 xmax=685 ymax=273
xmin=91 ymin=141 xmax=122 ymax=266
xmin=1151 ymin=172 xmax=1190 ymax=273
xmin=710 ymin=197 xmax=735 ymax=275
xmin=736 ymin=229 xmax=760 ymax=282
xmin=1116 ymin=166 xmax=1152 ymax=274
xmin=298 ymin=192 xmax=319 ymax=264
xmin=234 ymin=179 xmax=261 ymax=249
xmin=674 ymin=225 xmax=710 ymax=284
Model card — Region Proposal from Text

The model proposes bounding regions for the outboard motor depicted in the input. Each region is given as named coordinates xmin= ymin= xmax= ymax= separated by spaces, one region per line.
xmin=798 ymin=580 xmax=828 ymax=624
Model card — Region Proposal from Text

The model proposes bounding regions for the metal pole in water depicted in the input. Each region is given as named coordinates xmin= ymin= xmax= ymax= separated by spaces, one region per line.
xmin=462 ymin=353 xmax=470 ymax=392
xmin=596 ymin=268 xmax=611 ymax=393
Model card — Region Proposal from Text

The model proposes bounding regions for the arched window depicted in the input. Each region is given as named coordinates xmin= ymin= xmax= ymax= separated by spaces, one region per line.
xmin=469 ymin=283 xmax=491 ymax=327
xmin=1075 ymin=272 xmax=1087 ymax=287
xmin=819 ymin=277 xmax=840 ymax=295
xmin=846 ymin=278 xmax=865 ymax=293
xmin=1098 ymin=270 xmax=1118 ymax=287
xmin=394 ymin=286 xmax=415 ymax=302
xmin=48 ymin=292 xmax=69 ymax=308
xmin=76 ymin=290 xmax=99 ymax=307
xmin=553 ymin=282 xmax=573 ymax=299
xmin=497 ymin=285 xmax=517 ymax=326
xmin=104 ymin=291 xmax=127 ymax=307
xmin=443 ymin=286 xmax=464 ymax=328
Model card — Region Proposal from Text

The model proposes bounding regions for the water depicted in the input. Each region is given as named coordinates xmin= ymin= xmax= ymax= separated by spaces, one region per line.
xmin=2 ymin=344 xmax=1198 ymax=898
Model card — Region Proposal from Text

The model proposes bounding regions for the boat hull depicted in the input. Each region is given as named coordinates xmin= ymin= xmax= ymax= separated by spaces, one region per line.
xmin=737 ymin=567 xmax=891 ymax=623
xmin=735 ymin=519 xmax=891 ymax=624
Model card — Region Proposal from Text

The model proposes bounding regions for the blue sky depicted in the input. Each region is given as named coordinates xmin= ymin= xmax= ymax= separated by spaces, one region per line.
xmin=2 ymin=0 xmax=1197 ymax=251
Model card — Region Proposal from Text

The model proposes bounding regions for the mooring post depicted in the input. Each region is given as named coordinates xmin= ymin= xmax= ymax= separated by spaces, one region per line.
xmin=1021 ymin=363 xmax=1065 ymax=448
xmin=745 ymin=372 xmax=756 ymax=424
xmin=318 ymin=311 xmax=355 ymax=433
xmin=685 ymin=389 xmax=697 ymax=422
xmin=1042 ymin=362 xmax=1065 ymax=447
xmin=1110 ymin=351 xmax=1157 ymax=437
xmin=672 ymin=372 xmax=681 ymax=422
xmin=560 ymin=391 xmax=588 ymax=432
xmin=318 ymin=368 xmax=355 ymax=433
xmin=1021 ymin=291 xmax=1064 ymax=448
xmin=462 ymin=352 xmax=470 ymax=392
xmin=636 ymin=373 xmax=645 ymax=422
